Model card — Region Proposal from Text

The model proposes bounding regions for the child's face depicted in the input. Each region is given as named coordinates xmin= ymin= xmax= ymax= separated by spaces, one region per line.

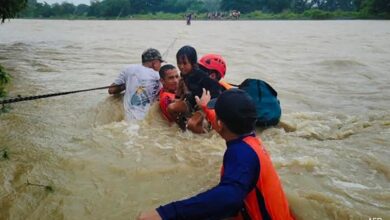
xmin=161 ymin=68 xmax=180 ymax=93
xmin=177 ymin=56 xmax=193 ymax=75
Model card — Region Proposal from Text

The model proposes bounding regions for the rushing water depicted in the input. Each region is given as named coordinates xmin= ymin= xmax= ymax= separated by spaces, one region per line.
xmin=0 ymin=19 xmax=389 ymax=220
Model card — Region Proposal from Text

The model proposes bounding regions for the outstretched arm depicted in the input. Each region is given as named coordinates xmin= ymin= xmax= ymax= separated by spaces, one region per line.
xmin=109 ymin=68 xmax=127 ymax=94
xmin=108 ymin=83 xmax=125 ymax=95
xmin=154 ymin=145 xmax=260 ymax=220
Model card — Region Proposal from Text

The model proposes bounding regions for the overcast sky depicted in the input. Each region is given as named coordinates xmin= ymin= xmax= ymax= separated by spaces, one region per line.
xmin=38 ymin=0 xmax=91 ymax=5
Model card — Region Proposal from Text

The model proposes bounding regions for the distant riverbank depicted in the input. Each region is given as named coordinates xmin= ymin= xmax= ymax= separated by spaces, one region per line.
xmin=19 ymin=10 xmax=390 ymax=20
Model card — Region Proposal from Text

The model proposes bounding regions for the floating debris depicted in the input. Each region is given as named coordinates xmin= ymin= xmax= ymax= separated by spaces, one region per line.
xmin=27 ymin=179 xmax=54 ymax=193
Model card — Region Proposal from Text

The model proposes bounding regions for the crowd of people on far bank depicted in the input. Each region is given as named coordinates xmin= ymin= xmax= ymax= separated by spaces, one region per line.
xmin=207 ymin=10 xmax=241 ymax=20
xmin=108 ymin=47 xmax=294 ymax=220
xmin=184 ymin=10 xmax=241 ymax=25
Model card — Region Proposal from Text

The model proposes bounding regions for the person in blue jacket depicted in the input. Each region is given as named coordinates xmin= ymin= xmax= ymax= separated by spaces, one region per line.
xmin=137 ymin=89 xmax=293 ymax=220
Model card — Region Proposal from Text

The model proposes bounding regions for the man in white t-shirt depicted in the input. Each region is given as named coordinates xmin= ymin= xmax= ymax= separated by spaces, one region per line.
xmin=108 ymin=48 xmax=163 ymax=120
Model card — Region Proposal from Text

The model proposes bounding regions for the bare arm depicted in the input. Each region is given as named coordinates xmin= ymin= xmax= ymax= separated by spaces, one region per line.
xmin=108 ymin=83 xmax=125 ymax=95
xmin=137 ymin=210 xmax=162 ymax=220
xmin=175 ymin=79 xmax=188 ymax=100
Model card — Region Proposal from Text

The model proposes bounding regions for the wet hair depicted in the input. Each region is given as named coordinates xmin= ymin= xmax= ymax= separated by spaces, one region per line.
xmin=176 ymin=45 xmax=198 ymax=66
xmin=212 ymin=89 xmax=257 ymax=135
xmin=159 ymin=64 xmax=176 ymax=79
xmin=220 ymin=115 xmax=256 ymax=135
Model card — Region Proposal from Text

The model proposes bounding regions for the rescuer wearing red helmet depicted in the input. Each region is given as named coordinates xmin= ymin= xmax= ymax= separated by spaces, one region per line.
xmin=198 ymin=53 xmax=233 ymax=91
xmin=198 ymin=53 xmax=227 ymax=80
xmin=186 ymin=54 xmax=234 ymax=131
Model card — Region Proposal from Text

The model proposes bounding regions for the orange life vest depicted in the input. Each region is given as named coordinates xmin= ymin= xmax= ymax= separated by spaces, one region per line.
xmin=222 ymin=136 xmax=294 ymax=220
xmin=219 ymin=80 xmax=234 ymax=90
xmin=159 ymin=89 xmax=175 ymax=122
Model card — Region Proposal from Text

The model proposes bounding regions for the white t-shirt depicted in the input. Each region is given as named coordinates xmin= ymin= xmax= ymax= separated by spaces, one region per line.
xmin=113 ymin=64 xmax=161 ymax=120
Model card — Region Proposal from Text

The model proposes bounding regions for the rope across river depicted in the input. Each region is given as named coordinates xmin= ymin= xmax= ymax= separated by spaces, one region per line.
xmin=0 ymin=85 xmax=121 ymax=105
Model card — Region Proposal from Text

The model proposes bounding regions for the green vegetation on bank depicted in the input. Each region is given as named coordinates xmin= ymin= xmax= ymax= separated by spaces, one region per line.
xmin=12 ymin=0 xmax=390 ymax=20
xmin=0 ymin=64 xmax=11 ymax=97
xmin=15 ymin=10 xmax=390 ymax=20
xmin=0 ymin=65 xmax=11 ymax=114
xmin=0 ymin=0 xmax=27 ymax=22
xmin=0 ymin=0 xmax=389 ymax=21
xmin=242 ymin=9 xmax=387 ymax=19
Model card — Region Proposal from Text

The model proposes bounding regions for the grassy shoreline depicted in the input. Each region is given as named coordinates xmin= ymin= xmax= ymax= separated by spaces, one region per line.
xmin=18 ymin=10 xmax=390 ymax=21
xmin=0 ymin=64 xmax=11 ymax=98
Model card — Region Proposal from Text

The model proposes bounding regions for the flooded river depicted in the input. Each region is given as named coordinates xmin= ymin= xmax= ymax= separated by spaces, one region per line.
xmin=0 ymin=19 xmax=389 ymax=219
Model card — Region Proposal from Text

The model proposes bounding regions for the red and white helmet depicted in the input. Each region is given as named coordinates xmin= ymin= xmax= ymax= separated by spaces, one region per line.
xmin=199 ymin=54 xmax=227 ymax=78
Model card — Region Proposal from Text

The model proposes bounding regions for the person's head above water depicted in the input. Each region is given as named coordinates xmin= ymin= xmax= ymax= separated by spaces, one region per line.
xmin=142 ymin=48 xmax=164 ymax=71
xmin=142 ymin=48 xmax=164 ymax=63
xmin=176 ymin=45 xmax=198 ymax=75
xmin=159 ymin=64 xmax=180 ymax=93
xmin=208 ymin=89 xmax=257 ymax=135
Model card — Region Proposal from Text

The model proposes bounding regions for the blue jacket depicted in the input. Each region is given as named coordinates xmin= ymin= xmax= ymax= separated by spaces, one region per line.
xmin=156 ymin=134 xmax=260 ymax=220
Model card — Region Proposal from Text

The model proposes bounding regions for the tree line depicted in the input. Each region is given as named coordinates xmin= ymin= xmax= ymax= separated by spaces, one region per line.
xmin=1 ymin=0 xmax=390 ymax=21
